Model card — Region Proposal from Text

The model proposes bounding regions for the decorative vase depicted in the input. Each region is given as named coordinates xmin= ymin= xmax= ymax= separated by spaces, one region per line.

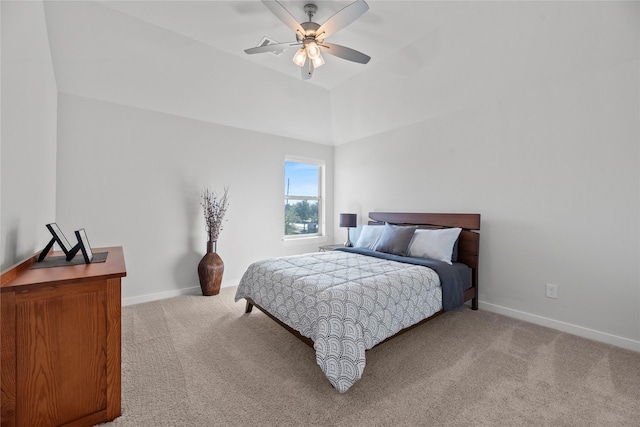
xmin=197 ymin=241 xmax=224 ymax=296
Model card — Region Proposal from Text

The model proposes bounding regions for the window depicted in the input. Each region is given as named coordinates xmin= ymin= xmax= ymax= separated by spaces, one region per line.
xmin=284 ymin=158 xmax=324 ymax=238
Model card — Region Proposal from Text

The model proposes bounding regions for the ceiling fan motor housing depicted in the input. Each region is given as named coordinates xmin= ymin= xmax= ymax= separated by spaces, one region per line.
xmin=297 ymin=21 xmax=321 ymax=42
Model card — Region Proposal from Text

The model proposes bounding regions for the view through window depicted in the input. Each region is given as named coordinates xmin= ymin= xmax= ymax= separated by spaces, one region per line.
xmin=285 ymin=160 xmax=323 ymax=237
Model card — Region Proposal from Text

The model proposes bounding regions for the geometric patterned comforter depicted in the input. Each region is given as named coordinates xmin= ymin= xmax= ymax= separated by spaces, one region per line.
xmin=234 ymin=251 xmax=442 ymax=393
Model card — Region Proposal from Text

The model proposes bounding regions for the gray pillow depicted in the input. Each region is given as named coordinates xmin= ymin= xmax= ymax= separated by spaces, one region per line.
xmin=373 ymin=223 xmax=417 ymax=256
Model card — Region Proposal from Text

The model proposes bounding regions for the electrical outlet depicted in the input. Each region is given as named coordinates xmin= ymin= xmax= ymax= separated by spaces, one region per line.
xmin=546 ymin=284 xmax=558 ymax=299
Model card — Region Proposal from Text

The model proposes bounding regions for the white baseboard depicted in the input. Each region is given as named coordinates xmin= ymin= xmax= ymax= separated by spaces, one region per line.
xmin=480 ymin=301 xmax=640 ymax=353
xmin=122 ymin=279 xmax=239 ymax=307
xmin=122 ymin=286 xmax=201 ymax=306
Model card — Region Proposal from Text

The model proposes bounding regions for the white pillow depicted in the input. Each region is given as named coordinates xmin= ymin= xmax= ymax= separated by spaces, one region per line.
xmin=353 ymin=225 xmax=385 ymax=250
xmin=407 ymin=228 xmax=462 ymax=264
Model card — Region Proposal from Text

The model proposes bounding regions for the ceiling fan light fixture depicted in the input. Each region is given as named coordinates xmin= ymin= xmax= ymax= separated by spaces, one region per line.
xmin=305 ymin=41 xmax=321 ymax=59
xmin=311 ymin=54 xmax=325 ymax=68
xmin=292 ymin=48 xmax=307 ymax=67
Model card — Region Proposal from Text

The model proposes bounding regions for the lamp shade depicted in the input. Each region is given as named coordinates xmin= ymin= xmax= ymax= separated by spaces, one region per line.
xmin=305 ymin=41 xmax=321 ymax=59
xmin=339 ymin=213 xmax=357 ymax=228
xmin=292 ymin=48 xmax=306 ymax=67
xmin=311 ymin=53 xmax=325 ymax=68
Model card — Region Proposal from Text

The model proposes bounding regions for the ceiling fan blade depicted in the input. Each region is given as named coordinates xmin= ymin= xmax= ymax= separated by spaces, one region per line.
xmin=316 ymin=0 xmax=369 ymax=39
xmin=244 ymin=41 xmax=300 ymax=55
xmin=261 ymin=0 xmax=305 ymax=37
xmin=320 ymin=42 xmax=370 ymax=64
xmin=301 ymin=57 xmax=314 ymax=80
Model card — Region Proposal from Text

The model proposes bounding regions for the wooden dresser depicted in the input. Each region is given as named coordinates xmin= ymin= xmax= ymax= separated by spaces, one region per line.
xmin=1 ymin=246 xmax=126 ymax=427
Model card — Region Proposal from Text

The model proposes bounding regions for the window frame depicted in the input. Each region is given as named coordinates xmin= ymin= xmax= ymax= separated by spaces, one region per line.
xmin=283 ymin=156 xmax=325 ymax=240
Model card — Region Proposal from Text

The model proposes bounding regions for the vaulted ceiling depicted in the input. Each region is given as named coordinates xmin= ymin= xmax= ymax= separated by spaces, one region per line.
xmin=40 ymin=1 xmax=468 ymax=144
xmin=93 ymin=0 xmax=465 ymax=89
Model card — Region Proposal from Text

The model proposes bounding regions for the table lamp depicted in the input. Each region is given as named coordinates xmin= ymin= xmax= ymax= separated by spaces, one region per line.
xmin=339 ymin=213 xmax=357 ymax=247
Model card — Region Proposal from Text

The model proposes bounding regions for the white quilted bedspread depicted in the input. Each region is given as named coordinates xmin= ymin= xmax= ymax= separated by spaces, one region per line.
xmin=235 ymin=251 xmax=442 ymax=393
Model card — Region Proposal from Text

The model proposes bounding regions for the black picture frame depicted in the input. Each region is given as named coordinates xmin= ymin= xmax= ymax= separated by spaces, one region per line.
xmin=38 ymin=223 xmax=74 ymax=262
xmin=66 ymin=228 xmax=94 ymax=263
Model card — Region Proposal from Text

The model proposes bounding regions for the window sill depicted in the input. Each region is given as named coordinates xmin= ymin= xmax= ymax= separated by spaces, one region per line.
xmin=282 ymin=235 xmax=328 ymax=247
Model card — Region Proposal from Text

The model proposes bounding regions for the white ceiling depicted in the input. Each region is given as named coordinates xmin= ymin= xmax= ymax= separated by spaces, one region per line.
xmin=95 ymin=0 xmax=463 ymax=90
xmin=41 ymin=0 xmax=471 ymax=144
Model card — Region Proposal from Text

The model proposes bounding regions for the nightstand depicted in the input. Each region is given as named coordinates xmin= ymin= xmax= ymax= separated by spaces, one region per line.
xmin=318 ymin=244 xmax=345 ymax=252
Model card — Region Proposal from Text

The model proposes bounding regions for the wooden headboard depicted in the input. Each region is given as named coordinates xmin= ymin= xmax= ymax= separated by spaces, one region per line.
xmin=368 ymin=212 xmax=481 ymax=310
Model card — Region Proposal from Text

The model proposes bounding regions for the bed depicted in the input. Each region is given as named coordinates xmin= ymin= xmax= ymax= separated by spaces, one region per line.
xmin=235 ymin=212 xmax=480 ymax=392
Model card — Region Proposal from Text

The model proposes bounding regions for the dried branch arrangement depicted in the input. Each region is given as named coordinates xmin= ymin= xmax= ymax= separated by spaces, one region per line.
xmin=201 ymin=186 xmax=229 ymax=243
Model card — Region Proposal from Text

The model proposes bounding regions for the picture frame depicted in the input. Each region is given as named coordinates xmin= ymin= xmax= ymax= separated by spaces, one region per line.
xmin=66 ymin=228 xmax=94 ymax=263
xmin=76 ymin=228 xmax=93 ymax=263
xmin=38 ymin=223 xmax=74 ymax=262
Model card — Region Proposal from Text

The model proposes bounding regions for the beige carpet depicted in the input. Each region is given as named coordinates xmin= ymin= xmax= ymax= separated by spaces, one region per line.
xmin=101 ymin=287 xmax=640 ymax=426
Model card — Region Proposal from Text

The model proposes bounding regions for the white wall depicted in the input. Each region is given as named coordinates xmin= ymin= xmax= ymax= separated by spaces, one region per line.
xmin=1 ymin=1 xmax=58 ymax=270
xmin=333 ymin=1 xmax=640 ymax=350
xmin=37 ymin=0 xmax=336 ymax=303
xmin=55 ymin=93 xmax=334 ymax=303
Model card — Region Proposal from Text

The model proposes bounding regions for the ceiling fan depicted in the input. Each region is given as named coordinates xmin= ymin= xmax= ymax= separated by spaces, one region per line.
xmin=244 ymin=0 xmax=371 ymax=80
